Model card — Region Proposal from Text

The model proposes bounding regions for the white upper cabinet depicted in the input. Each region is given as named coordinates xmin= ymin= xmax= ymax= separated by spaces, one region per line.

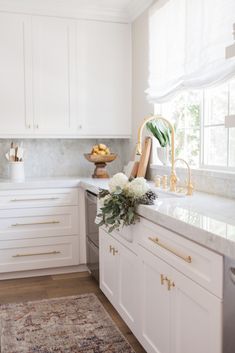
xmin=76 ymin=20 xmax=132 ymax=137
xmin=0 ymin=13 xmax=33 ymax=135
xmin=31 ymin=16 xmax=76 ymax=135
xmin=0 ymin=12 xmax=131 ymax=138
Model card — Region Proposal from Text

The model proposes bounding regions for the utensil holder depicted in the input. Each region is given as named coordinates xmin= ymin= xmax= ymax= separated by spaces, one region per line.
xmin=9 ymin=161 xmax=25 ymax=182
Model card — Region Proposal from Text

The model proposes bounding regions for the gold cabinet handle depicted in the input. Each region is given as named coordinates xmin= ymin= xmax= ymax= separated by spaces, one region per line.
xmin=11 ymin=221 xmax=60 ymax=227
xmin=12 ymin=251 xmax=61 ymax=258
xmin=160 ymin=274 xmax=168 ymax=285
xmin=149 ymin=237 xmax=192 ymax=264
xmin=109 ymin=245 xmax=118 ymax=256
xmin=166 ymin=278 xmax=175 ymax=291
xmin=10 ymin=197 xmax=60 ymax=202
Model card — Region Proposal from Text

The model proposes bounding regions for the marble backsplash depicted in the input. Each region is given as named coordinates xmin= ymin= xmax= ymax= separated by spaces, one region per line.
xmin=0 ymin=139 xmax=131 ymax=179
xmin=149 ymin=165 xmax=235 ymax=199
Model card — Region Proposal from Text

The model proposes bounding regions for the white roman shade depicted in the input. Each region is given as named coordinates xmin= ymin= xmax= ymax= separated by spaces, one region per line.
xmin=147 ymin=0 xmax=235 ymax=103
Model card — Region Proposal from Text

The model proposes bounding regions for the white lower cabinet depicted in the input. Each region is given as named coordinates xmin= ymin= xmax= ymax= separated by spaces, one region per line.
xmin=170 ymin=267 xmax=222 ymax=353
xmin=140 ymin=247 xmax=171 ymax=353
xmin=100 ymin=230 xmax=119 ymax=304
xmin=0 ymin=187 xmax=80 ymax=278
xmin=99 ymin=224 xmax=223 ymax=353
xmin=139 ymin=246 xmax=222 ymax=353
xmin=99 ymin=228 xmax=140 ymax=335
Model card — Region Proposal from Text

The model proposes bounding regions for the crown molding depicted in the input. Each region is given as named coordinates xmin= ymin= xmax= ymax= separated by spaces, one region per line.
xmin=0 ymin=0 xmax=152 ymax=23
xmin=127 ymin=0 xmax=154 ymax=22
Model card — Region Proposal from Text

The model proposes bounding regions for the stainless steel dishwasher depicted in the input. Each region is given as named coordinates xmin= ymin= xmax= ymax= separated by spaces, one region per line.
xmin=85 ymin=190 xmax=99 ymax=282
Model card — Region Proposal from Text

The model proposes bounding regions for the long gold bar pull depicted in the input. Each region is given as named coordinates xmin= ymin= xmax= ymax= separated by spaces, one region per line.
xmin=12 ymin=251 xmax=61 ymax=258
xmin=10 ymin=197 xmax=59 ymax=202
xmin=11 ymin=221 xmax=60 ymax=227
xmin=149 ymin=237 xmax=192 ymax=264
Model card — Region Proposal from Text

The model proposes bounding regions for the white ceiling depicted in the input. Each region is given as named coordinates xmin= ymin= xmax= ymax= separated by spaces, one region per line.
xmin=0 ymin=0 xmax=154 ymax=22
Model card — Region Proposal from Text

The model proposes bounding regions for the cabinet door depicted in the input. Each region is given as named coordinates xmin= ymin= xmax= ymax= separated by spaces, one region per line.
xmin=139 ymin=247 xmax=171 ymax=353
xmin=99 ymin=229 xmax=119 ymax=305
xmin=77 ymin=20 xmax=131 ymax=137
xmin=117 ymin=243 xmax=140 ymax=335
xmin=170 ymin=268 xmax=222 ymax=353
xmin=32 ymin=16 xmax=76 ymax=134
xmin=0 ymin=13 xmax=33 ymax=135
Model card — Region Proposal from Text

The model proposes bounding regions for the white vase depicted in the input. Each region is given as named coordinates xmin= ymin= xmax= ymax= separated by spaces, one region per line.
xmin=157 ymin=146 xmax=170 ymax=166
xmin=9 ymin=161 xmax=25 ymax=182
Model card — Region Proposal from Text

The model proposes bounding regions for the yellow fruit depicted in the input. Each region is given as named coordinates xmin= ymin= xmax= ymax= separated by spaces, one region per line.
xmin=105 ymin=148 xmax=110 ymax=155
xmin=98 ymin=143 xmax=107 ymax=151
xmin=99 ymin=150 xmax=106 ymax=156
xmin=91 ymin=145 xmax=98 ymax=154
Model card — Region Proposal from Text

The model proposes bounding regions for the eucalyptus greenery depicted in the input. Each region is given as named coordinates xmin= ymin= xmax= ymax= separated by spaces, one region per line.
xmin=146 ymin=120 xmax=171 ymax=147
xmin=97 ymin=186 xmax=157 ymax=233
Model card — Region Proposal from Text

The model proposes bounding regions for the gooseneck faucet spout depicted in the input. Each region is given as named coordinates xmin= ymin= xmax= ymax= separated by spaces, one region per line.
xmin=136 ymin=115 xmax=177 ymax=192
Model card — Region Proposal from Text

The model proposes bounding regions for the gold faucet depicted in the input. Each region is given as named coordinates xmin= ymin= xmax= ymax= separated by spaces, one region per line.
xmin=174 ymin=158 xmax=194 ymax=196
xmin=136 ymin=114 xmax=177 ymax=192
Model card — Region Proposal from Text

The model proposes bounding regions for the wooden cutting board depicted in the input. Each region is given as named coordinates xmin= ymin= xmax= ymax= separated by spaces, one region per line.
xmin=137 ymin=137 xmax=152 ymax=178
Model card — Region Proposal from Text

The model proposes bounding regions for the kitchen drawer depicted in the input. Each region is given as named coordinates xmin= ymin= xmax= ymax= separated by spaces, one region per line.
xmin=0 ymin=206 xmax=78 ymax=241
xmin=0 ymin=188 xmax=78 ymax=209
xmin=136 ymin=218 xmax=223 ymax=298
xmin=0 ymin=235 xmax=79 ymax=273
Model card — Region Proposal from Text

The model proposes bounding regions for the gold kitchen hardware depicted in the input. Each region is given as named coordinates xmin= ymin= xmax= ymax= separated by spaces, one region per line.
xmin=109 ymin=245 xmax=118 ymax=256
xmin=112 ymin=248 xmax=118 ymax=256
xmin=166 ymin=278 xmax=175 ymax=291
xmin=162 ymin=175 xmax=168 ymax=190
xmin=148 ymin=237 xmax=192 ymax=264
xmin=12 ymin=251 xmax=61 ymax=258
xmin=11 ymin=221 xmax=60 ymax=227
xmin=174 ymin=158 xmax=194 ymax=196
xmin=160 ymin=274 xmax=168 ymax=285
xmin=136 ymin=115 xmax=177 ymax=192
xmin=10 ymin=197 xmax=60 ymax=202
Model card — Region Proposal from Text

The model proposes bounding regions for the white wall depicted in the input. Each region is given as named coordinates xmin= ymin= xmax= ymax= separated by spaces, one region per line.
xmin=131 ymin=4 xmax=154 ymax=154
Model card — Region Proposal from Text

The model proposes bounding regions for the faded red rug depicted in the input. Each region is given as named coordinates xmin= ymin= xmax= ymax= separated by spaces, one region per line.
xmin=0 ymin=293 xmax=135 ymax=353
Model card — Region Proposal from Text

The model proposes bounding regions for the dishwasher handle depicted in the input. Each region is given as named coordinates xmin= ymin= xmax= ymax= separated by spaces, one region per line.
xmin=86 ymin=190 xmax=98 ymax=204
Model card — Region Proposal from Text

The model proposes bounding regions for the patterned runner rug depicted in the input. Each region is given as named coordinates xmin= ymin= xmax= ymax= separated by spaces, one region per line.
xmin=0 ymin=293 xmax=135 ymax=353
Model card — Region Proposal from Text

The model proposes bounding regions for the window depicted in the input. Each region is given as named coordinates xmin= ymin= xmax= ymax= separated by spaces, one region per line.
xmin=154 ymin=77 xmax=235 ymax=170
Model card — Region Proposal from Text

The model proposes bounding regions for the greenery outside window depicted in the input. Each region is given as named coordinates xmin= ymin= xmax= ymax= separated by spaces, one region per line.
xmin=154 ymin=77 xmax=235 ymax=171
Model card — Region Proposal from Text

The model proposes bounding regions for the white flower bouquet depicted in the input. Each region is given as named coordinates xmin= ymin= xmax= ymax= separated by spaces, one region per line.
xmin=97 ymin=173 xmax=157 ymax=232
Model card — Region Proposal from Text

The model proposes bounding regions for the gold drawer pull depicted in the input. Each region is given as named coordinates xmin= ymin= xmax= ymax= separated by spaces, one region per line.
xmin=11 ymin=221 xmax=60 ymax=227
xmin=12 ymin=251 xmax=61 ymax=258
xmin=149 ymin=237 xmax=192 ymax=263
xmin=10 ymin=197 xmax=59 ymax=202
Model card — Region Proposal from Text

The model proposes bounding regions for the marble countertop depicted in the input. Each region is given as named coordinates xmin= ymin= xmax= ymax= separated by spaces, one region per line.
xmin=0 ymin=176 xmax=235 ymax=258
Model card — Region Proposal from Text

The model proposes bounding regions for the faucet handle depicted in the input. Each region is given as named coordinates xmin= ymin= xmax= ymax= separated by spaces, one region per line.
xmin=187 ymin=181 xmax=194 ymax=196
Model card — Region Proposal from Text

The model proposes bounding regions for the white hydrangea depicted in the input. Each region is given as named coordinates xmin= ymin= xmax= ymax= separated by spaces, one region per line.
xmin=126 ymin=177 xmax=150 ymax=198
xmin=109 ymin=173 xmax=128 ymax=193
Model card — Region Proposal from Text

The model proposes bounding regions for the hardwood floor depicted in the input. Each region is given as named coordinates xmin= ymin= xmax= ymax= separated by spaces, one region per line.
xmin=0 ymin=271 xmax=146 ymax=353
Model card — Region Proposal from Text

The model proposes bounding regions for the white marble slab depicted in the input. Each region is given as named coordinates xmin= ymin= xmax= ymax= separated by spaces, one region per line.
xmin=0 ymin=177 xmax=235 ymax=259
